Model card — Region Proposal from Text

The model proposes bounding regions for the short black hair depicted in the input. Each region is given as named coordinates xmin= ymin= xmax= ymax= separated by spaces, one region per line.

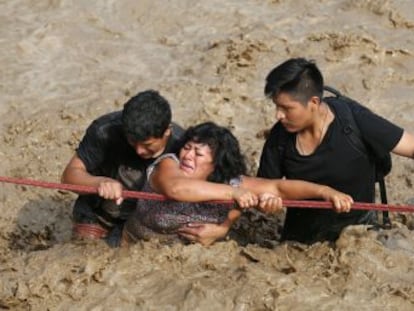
xmin=264 ymin=58 xmax=324 ymax=104
xmin=181 ymin=122 xmax=247 ymax=183
xmin=122 ymin=90 xmax=172 ymax=141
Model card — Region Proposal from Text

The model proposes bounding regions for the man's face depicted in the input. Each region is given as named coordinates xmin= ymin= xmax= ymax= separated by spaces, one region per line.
xmin=272 ymin=92 xmax=314 ymax=132
xmin=128 ymin=128 xmax=171 ymax=159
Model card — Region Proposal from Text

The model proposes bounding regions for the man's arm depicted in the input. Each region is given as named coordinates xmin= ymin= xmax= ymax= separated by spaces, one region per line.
xmin=61 ymin=153 xmax=124 ymax=204
xmin=241 ymin=176 xmax=354 ymax=213
xmin=391 ymin=131 xmax=414 ymax=159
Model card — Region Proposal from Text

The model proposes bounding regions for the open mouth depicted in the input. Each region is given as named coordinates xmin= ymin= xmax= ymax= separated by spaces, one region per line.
xmin=179 ymin=161 xmax=194 ymax=173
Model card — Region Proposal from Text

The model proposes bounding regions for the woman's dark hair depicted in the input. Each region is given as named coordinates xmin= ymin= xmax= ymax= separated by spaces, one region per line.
xmin=180 ymin=122 xmax=247 ymax=183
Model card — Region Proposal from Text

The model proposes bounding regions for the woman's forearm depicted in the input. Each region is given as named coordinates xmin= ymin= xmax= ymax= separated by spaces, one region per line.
xmin=161 ymin=178 xmax=235 ymax=202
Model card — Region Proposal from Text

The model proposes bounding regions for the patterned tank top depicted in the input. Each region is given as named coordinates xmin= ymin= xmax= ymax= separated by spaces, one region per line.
xmin=123 ymin=154 xmax=239 ymax=242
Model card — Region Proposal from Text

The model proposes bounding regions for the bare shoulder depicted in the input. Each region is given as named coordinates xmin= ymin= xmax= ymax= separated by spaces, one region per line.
xmin=151 ymin=155 xmax=181 ymax=180
xmin=156 ymin=155 xmax=179 ymax=169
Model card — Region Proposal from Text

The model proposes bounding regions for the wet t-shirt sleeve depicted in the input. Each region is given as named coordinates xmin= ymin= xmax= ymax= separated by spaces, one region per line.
xmin=76 ymin=111 xmax=125 ymax=172
xmin=77 ymin=120 xmax=107 ymax=172
xmin=352 ymin=103 xmax=404 ymax=157
xmin=257 ymin=123 xmax=284 ymax=179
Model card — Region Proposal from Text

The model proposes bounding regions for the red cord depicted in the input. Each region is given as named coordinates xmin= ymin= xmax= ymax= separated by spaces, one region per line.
xmin=1 ymin=175 xmax=414 ymax=212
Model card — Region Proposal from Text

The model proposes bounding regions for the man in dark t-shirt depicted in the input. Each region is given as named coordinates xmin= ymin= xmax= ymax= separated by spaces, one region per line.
xmin=258 ymin=58 xmax=414 ymax=243
xmin=61 ymin=90 xmax=184 ymax=244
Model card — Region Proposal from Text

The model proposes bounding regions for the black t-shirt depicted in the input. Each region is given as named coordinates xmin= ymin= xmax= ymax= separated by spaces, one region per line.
xmin=74 ymin=111 xmax=184 ymax=220
xmin=258 ymin=101 xmax=403 ymax=243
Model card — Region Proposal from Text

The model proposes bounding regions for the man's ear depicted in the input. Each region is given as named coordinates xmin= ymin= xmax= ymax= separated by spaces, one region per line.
xmin=308 ymin=96 xmax=321 ymax=111
xmin=163 ymin=125 xmax=172 ymax=137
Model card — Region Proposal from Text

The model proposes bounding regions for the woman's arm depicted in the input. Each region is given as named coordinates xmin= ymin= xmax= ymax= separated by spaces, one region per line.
xmin=241 ymin=176 xmax=353 ymax=213
xmin=150 ymin=158 xmax=257 ymax=207
xmin=177 ymin=209 xmax=242 ymax=246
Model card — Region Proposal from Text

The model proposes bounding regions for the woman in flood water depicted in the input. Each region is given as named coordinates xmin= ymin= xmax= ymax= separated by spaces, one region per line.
xmin=122 ymin=122 xmax=353 ymax=246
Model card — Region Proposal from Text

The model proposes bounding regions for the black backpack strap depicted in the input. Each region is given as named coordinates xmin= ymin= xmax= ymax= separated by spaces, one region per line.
xmin=323 ymin=89 xmax=368 ymax=157
xmin=323 ymin=86 xmax=391 ymax=228
xmin=378 ymin=178 xmax=391 ymax=228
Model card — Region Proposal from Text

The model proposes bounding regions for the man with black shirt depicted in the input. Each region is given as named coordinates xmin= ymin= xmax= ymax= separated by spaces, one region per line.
xmin=62 ymin=90 xmax=184 ymax=245
xmin=258 ymin=58 xmax=414 ymax=243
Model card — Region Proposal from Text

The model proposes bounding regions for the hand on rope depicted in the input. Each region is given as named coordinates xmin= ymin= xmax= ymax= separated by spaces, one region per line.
xmin=2 ymin=175 xmax=414 ymax=213
xmin=96 ymin=177 xmax=124 ymax=205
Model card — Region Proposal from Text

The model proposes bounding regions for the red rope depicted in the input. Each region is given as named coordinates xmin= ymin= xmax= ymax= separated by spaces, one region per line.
xmin=1 ymin=175 xmax=414 ymax=213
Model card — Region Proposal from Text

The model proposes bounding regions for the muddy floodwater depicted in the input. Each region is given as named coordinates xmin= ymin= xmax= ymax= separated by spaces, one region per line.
xmin=1 ymin=1 xmax=414 ymax=310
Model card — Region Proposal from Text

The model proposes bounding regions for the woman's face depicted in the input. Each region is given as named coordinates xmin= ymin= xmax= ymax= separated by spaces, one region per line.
xmin=178 ymin=140 xmax=215 ymax=180
xmin=273 ymin=92 xmax=316 ymax=132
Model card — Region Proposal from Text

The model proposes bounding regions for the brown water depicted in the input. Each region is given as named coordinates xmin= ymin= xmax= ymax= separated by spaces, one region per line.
xmin=1 ymin=0 xmax=414 ymax=310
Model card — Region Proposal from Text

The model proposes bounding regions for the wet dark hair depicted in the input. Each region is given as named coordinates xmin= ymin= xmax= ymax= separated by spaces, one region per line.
xmin=264 ymin=58 xmax=324 ymax=105
xmin=122 ymin=90 xmax=172 ymax=141
xmin=180 ymin=122 xmax=247 ymax=183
